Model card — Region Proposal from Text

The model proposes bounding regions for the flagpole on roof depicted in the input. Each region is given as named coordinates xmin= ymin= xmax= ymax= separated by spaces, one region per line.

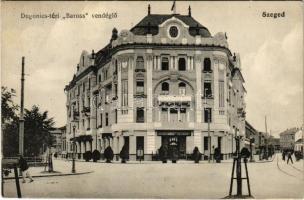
xmin=171 ymin=1 xmax=176 ymax=14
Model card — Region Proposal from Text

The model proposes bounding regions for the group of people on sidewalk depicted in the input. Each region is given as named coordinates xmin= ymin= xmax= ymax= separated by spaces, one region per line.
xmin=282 ymin=150 xmax=294 ymax=164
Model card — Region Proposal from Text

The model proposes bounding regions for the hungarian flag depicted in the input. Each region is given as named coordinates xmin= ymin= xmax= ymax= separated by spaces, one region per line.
xmin=171 ymin=1 xmax=176 ymax=11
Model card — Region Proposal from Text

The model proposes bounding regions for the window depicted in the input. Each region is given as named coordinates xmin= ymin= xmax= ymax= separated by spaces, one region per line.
xmin=88 ymin=118 xmax=90 ymax=129
xmin=122 ymin=80 xmax=128 ymax=110
xmin=115 ymin=60 xmax=118 ymax=74
xmin=136 ymin=56 xmax=144 ymax=69
xmin=115 ymin=109 xmax=118 ymax=123
xmin=204 ymin=108 xmax=212 ymax=123
xmin=161 ymin=57 xmax=169 ymax=70
xmin=203 ymin=58 xmax=211 ymax=72
xmin=82 ymin=119 xmax=85 ymax=127
xmin=136 ymin=81 xmax=144 ymax=94
xmin=204 ymin=136 xmax=209 ymax=151
xmin=114 ymin=83 xmax=118 ymax=97
xmin=161 ymin=82 xmax=169 ymax=94
xmin=105 ymin=113 xmax=109 ymax=126
xmin=98 ymin=74 xmax=101 ymax=83
xmin=82 ymin=82 xmax=85 ymax=92
xmin=100 ymin=113 xmax=103 ymax=128
xmin=178 ymin=58 xmax=186 ymax=71
xmin=178 ymin=82 xmax=186 ymax=95
xmin=204 ymin=82 xmax=212 ymax=97
xmin=169 ymin=26 xmax=178 ymax=38
xmin=219 ymin=81 xmax=224 ymax=107
xmin=136 ymin=108 xmax=144 ymax=123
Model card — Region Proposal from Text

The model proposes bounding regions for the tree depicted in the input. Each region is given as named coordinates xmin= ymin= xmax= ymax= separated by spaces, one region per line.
xmin=1 ymin=87 xmax=18 ymax=125
xmin=23 ymin=105 xmax=55 ymax=156
xmin=2 ymin=87 xmax=19 ymax=156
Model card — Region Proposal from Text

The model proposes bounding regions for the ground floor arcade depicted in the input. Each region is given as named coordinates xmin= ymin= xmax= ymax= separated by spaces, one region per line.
xmin=63 ymin=130 xmax=243 ymax=161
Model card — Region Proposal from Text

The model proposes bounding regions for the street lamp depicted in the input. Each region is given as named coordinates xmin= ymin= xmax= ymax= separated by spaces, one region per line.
xmin=72 ymin=124 xmax=76 ymax=173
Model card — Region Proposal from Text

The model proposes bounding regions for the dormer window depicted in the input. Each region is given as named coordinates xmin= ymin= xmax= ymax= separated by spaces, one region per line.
xmin=203 ymin=58 xmax=212 ymax=72
xmin=169 ymin=26 xmax=178 ymax=38
xmin=161 ymin=57 xmax=169 ymax=71
xmin=178 ymin=58 xmax=186 ymax=71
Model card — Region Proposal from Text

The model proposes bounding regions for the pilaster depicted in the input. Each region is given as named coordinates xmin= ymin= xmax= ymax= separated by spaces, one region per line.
xmin=194 ymin=130 xmax=202 ymax=152
xmin=128 ymin=56 xmax=134 ymax=122
xmin=147 ymin=55 xmax=153 ymax=123
xmin=195 ymin=56 xmax=202 ymax=123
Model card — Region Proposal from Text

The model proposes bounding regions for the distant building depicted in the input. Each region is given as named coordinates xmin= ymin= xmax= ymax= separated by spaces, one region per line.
xmin=50 ymin=126 xmax=65 ymax=155
xmin=279 ymin=127 xmax=298 ymax=150
xmin=64 ymin=5 xmax=247 ymax=161
xmin=245 ymin=121 xmax=258 ymax=154
xmin=294 ymin=128 xmax=303 ymax=152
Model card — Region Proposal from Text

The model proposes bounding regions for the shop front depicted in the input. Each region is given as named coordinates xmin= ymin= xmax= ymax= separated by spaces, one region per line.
xmin=157 ymin=130 xmax=191 ymax=159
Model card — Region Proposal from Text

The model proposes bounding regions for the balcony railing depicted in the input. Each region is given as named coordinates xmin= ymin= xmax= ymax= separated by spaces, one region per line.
xmin=158 ymin=95 xmax=192 ymax=102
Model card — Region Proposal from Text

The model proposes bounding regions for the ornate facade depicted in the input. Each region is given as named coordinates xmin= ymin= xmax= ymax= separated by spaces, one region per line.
xmin=64 ymin=6 xmax=246 ymax=161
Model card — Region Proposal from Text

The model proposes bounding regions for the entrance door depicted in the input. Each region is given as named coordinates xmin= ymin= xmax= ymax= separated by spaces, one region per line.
xmin=124 ymin=136 xmax=129 ymax=159
xmin=161 ymin=135 xmax=186 ymax=159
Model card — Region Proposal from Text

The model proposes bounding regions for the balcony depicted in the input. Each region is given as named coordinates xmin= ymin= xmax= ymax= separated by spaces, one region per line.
xmin=158 ymin=95 xmax=192 ymax=103
xmin=202 ymin=69 xmax=213 ymax=73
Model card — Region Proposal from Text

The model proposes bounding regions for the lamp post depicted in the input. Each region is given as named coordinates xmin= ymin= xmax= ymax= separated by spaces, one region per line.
xmin=72 ymin=124 xmax=76 ymax=173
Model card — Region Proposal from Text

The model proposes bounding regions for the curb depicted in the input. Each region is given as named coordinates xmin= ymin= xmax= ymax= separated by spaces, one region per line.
xmin=3 ymin=171 xmax=93 ymax=180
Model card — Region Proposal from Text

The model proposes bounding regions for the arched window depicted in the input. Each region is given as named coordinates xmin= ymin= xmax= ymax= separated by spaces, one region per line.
xmin=161 ymin=82 xmax=169 ymax=94
xmin=136 ymin=56 xmax=144 ymax=69
xmin=178 ymin=82 xmax=186 ymax=95
xmin=203 ymin=58 xmax=211 ymax=72
xmin=178 ymin=58 xmax=186 ymax=71
xmin=161 ymin=57 xmax=169 ymax=70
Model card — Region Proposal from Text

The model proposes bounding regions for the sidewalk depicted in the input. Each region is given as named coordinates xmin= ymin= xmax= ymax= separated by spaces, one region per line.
xmin=3 ymin=159 xmax=93 ymax=180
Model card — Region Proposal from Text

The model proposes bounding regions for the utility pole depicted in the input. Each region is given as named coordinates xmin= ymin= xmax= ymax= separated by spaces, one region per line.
xmin=19 ymin=57 xmax=25 ymax=156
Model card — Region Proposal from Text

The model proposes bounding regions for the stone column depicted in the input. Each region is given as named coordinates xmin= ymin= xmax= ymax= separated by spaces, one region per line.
xmin=170 ymin=56 xmax=174 ymax=70
xmin=174 ymin=56 xmax=178 ymax=70
xmin=147 ymin=55 xmax=153 ymax=123
xmin=157 ymin=56 xmax=161 ymax=70
xmin=117 ymin=60 xmax=122 ymax=122
xmin=128 ymin=57 xmax=134 ymax=122
xmin=214 ymin=60 xmax=219 ymax=117
xmin=147 ymin=130 xmax=156 ymax=159
xmin=195 ymin=56 xmax=202 ymax=123
xmin=187 ymin=56 xmax=191 ymax=71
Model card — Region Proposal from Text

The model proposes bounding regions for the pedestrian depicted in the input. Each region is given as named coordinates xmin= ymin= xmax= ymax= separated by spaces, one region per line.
xmin=18 ymin=155 xmax=34 ymax=183
xmin=282 ymin=150 xmax=285 ymax=161
xmin=286 ymin=150 xmax=293 ymax=164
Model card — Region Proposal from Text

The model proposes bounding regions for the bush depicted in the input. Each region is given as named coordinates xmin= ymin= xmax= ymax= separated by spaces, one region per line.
xmin=92 ymin=150 xmax=101 ymax=162
xmin=104 ymin=146 xmax=114 ymax=163
xmin=120 ymin=145 xmax=129 ymax=163
xmin=83 ymin=151 xmax=92 ymax=162
xmin=192 ymin=146 xmax=202 ymax=163
xmin=158 ymin=145 xmax=168 ymax=163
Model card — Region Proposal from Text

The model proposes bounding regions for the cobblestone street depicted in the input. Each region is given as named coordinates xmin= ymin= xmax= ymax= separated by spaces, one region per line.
xmin=3 ymin=153 xmax=303 ymax=198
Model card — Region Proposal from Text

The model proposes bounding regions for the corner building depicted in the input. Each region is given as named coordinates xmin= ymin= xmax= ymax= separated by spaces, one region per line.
xmin=64 ymin=6 xmax=246 ymax=161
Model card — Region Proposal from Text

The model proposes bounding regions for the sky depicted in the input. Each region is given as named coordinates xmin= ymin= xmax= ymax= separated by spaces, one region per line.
xmin=1 ymin=1 xmax=303 ymax=137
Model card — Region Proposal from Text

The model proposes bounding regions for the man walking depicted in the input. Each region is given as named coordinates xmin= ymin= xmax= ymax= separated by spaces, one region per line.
xmin=286 ymin=150 xmax=293 ymax=164
xmin=18 ymin=155 xmax=34 ymax=183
